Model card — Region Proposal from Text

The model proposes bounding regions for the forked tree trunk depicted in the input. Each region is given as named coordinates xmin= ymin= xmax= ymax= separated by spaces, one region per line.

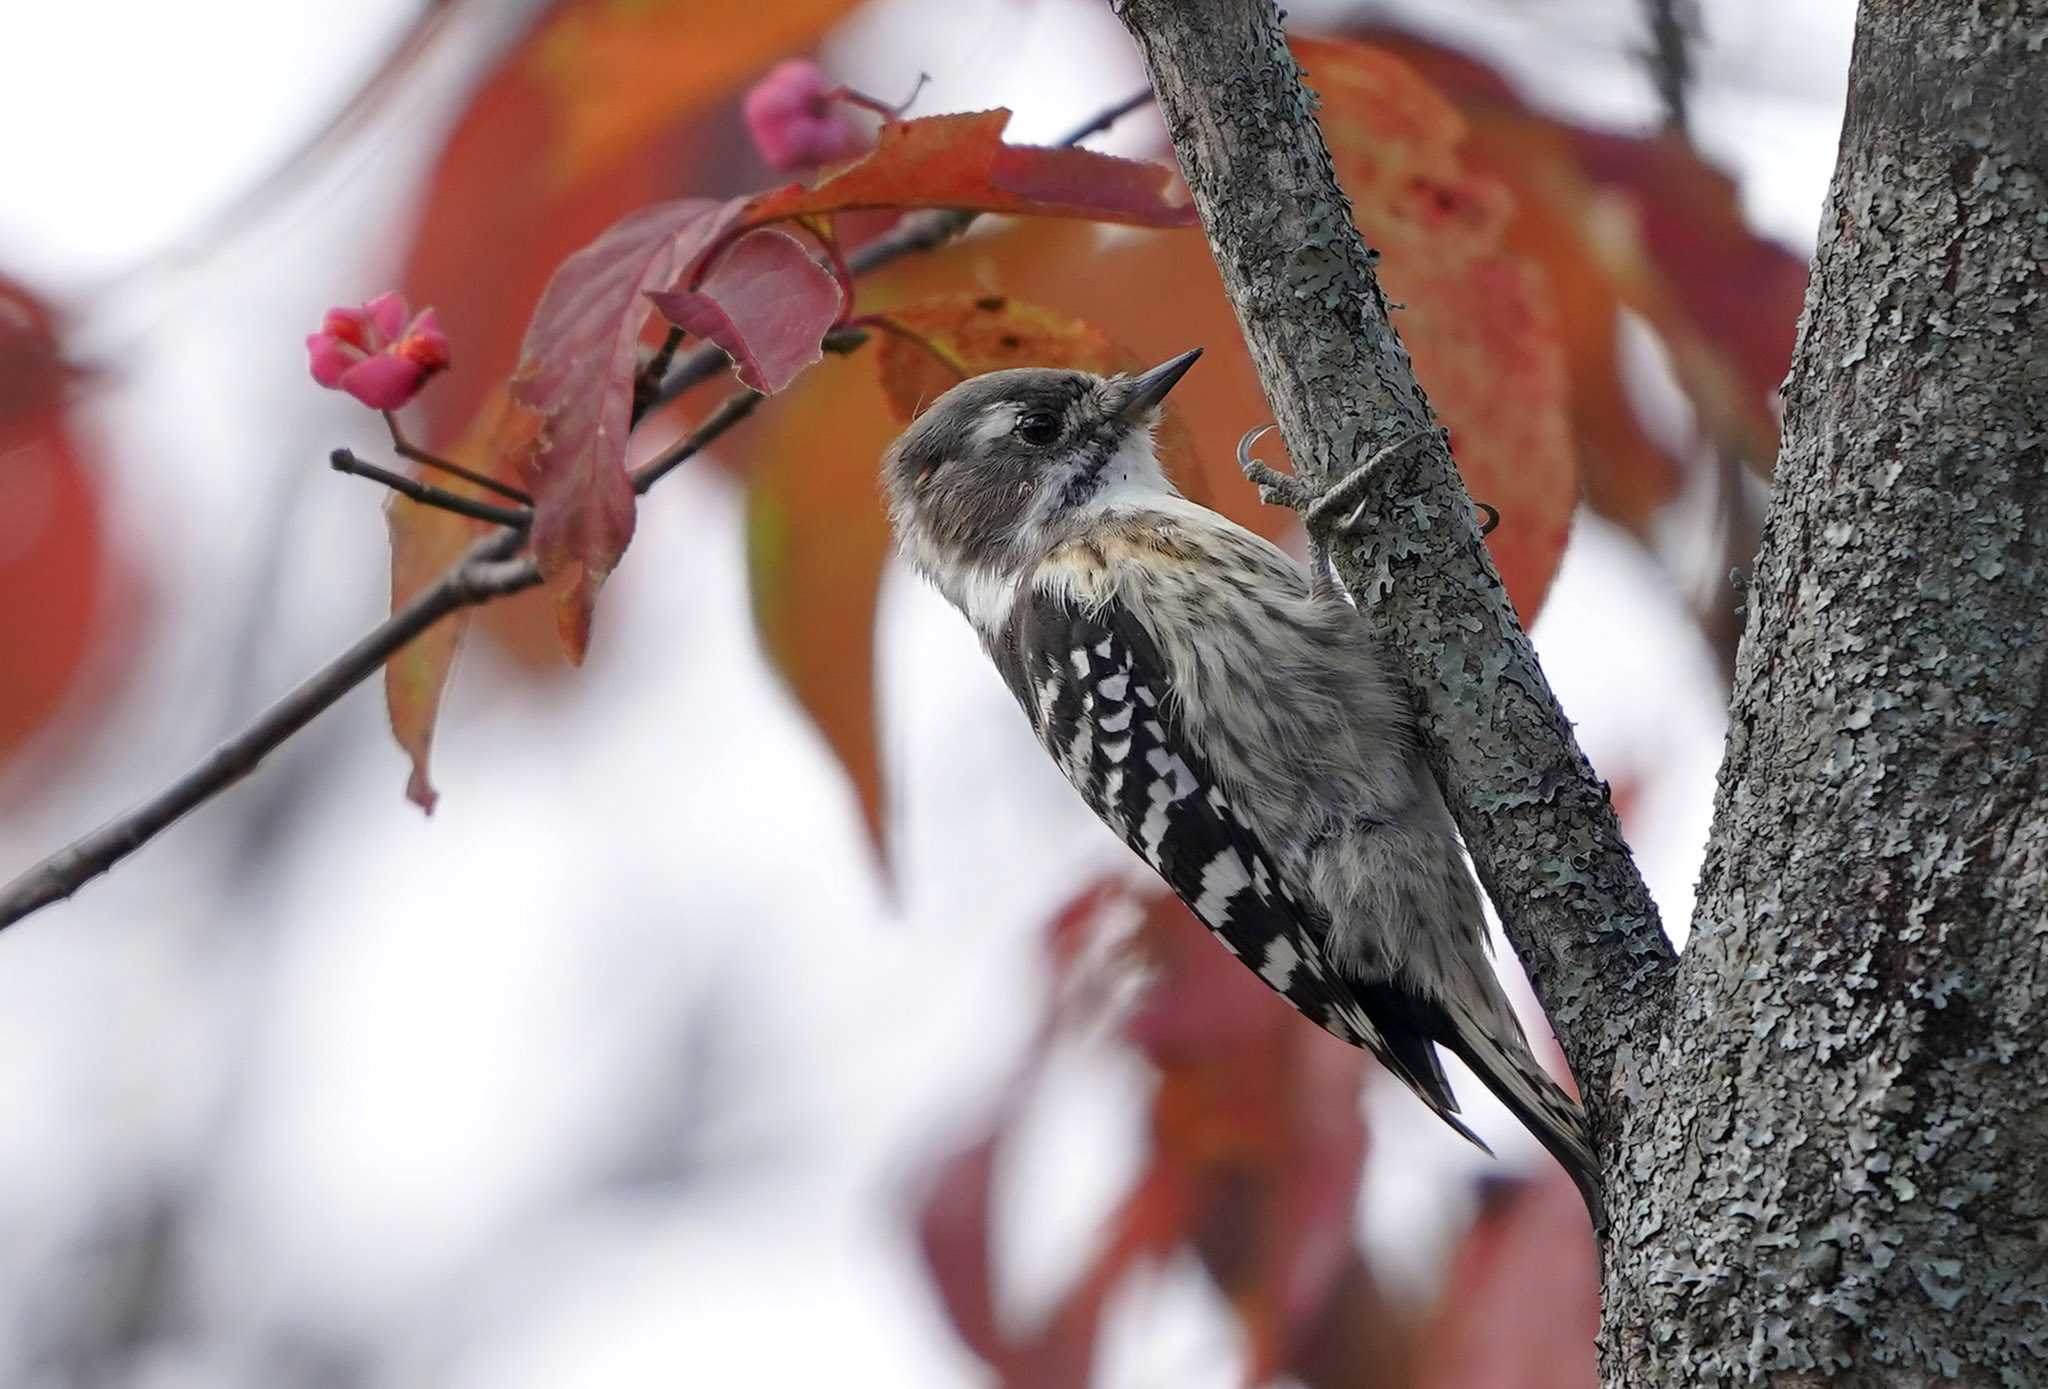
xmin=1604 ymin=2 xmax=2048 ymax=1383
xmin=1110 ymin=0 xmax=2048 ymax=1384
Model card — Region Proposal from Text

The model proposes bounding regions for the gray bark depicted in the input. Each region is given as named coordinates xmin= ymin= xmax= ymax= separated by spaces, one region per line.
xmin=1113 ymin=0 xmax=2048 ymax=1384
xmin=1606 ymin=1 xmax=2048 ymax=1383
xmin=1107 ymin=0 xmax=1673 ymax=1165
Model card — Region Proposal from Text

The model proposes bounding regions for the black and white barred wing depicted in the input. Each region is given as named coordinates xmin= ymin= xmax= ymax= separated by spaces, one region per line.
xmin=994 ymin=585 xmax=1413 ymax=1074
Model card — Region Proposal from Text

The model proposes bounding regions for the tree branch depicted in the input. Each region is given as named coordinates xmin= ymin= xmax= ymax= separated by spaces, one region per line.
xmin=1640 ymin=0 xmax=1696 ymax=137
xmin=1107 ymin=0 xmax=1675 ymax=1154
xmin=0 ymin=386 xmax=773 ymax=928
xmin=0 ymin=86 xmax=1163 ymax=931
xmin=0 ymin=527 xmax=533 ymax=926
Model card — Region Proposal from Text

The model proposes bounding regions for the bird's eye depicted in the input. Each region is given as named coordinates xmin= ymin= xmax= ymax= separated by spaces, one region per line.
xmin=1015 ymin=411 xmax=1061 ymax=447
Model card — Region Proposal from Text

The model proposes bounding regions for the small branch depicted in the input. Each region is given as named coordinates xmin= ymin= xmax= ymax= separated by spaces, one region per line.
xmin=630 ymin=390 xmax=761 ymax=494
xmin=1109 ymin=0 xmax=1675 ymax=1155
xmin=632 ymin=329 xmax=685 ymax=423
xmin=383 ymin=412 xmax=532 ymax=504
xmin=0 ymin=85 xmax=1158 ymax=932
xmin=1641 ymin=0 xmax=1696 ymax=136
xmin=330 ymin=449 xmax=532 ymax=527
xmin=1 ymin=386 xmax=756 ymax=930
xmin=0 ymin=527 xmax=537 ymax=927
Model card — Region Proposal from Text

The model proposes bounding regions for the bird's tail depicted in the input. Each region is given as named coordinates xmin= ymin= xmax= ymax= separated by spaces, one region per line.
xmin=1436 ymin=1004 xmax=1607 ymax=1231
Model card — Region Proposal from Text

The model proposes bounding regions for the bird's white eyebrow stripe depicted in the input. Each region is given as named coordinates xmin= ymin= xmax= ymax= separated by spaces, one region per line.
xmin=972 ymin=403 xmax=1020 ymax=446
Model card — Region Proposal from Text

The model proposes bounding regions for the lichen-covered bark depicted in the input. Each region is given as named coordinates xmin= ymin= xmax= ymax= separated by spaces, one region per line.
xmin=1108 ymin=0 xmax=1673 ymax=1161
xmin=1604 ymin=2 xmax=2048 ymax=1384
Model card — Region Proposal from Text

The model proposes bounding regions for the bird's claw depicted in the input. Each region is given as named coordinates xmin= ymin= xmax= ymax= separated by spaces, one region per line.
xmin=1237 ymin=423 xmax=1497 ymax=585
xmin=1237 ymin=425 xmax=1317 ymax=511
xmin=1238 ymin=423 xmax=1442 ymax=540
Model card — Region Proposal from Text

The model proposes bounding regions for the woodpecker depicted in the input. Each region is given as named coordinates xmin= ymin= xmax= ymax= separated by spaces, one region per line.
xmin=881 ymin=350 xmax=1604 ymax=1226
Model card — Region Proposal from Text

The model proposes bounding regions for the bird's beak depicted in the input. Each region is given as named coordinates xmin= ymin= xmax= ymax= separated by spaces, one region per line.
xmin=1114 ymin=348 xmax=1202 ymax=421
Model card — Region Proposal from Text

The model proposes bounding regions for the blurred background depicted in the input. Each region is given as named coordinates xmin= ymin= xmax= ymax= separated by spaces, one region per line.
xmin=0 ymin=1 xmax=1851 ymax=1384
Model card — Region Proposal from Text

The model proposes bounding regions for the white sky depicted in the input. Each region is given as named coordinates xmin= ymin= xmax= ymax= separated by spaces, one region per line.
xmin=0 ymin=1 xmax=1854 ymax=1384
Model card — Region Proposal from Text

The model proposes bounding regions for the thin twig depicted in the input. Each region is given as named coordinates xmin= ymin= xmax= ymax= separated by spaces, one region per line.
xmin=1642 ymin=0 xmax=1695 ymax=136
xmin=0 ymin=86 xmax=1160 ymax=931
xmin=330 ymin=449 xmax=532 ymax=527
xmin=383 ymin=412 xmax=533 ymax=504
xmin=632 ymin=329 xmax=686 ymax=423
xmin=0 ymin=528 xmax=536 ymax=926
xmin=1 ymin=382 xmax=755 ymax=929
xmin=632 ymin=392 xmax=762 ymax=494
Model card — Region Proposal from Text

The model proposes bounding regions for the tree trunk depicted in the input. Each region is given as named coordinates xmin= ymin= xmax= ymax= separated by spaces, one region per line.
xmin=1112 ymin=0 xmax=2048 ymax=1384
xmin=1604 ymin=2 xmax=2048 ymax=1383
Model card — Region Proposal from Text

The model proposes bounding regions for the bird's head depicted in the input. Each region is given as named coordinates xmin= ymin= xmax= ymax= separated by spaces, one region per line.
xmin=882 ymin=349 xmax=1201 ymax=603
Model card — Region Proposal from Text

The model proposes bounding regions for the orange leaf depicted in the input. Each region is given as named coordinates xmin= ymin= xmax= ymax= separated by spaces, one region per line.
xmin=1295 ymin=36 xmax=1577 ymax=619
xmin=1350 ymin=28 xmax=1808 ymax=525
xmin=528 ymin=0 xmax=866 ymax=189
xmin=871 ymin=295 xmax=1122 ymax=419
xmin=746 ymin=110 xmax=1197 ymax=230
xmin=741 ymin=352 xmax=901 ymax=862
xmin=383 ymin=389 xmax=544 ymax=811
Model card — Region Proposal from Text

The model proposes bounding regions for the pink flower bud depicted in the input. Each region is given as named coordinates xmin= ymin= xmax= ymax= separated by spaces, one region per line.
xmin=744 ymin=60 xmax=862 ymax=173
xmin=305 ymin=293 xmax=451 ymax=411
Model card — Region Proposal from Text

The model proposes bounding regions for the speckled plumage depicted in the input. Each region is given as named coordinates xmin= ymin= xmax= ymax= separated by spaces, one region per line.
xmin=882 ymin=360 xmax=1601 ymax=1223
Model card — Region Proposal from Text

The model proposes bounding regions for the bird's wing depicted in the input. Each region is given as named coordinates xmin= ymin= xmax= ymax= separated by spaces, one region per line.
xmin=993 ymin=579 xmax=1478 ymax=1133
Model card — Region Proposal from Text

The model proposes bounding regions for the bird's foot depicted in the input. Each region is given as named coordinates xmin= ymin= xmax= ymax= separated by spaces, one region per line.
xmin=1238 ymin=424 xmax=1448 ymax=583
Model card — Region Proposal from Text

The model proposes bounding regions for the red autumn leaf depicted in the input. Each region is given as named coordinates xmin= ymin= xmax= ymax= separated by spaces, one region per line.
xmin=1569 ymin=125 xmax=1806 ymax=467
xmin=646 ymin=227 xmax=841 ymax=393
xmin=743 ymin=352 xmax=901 ymax=860
xmin=384 ymin=388 xmax=545 ymax=811
xmin=1005 ymin=1162 xmax=1189 ymax=1388
xmin=1416 ymin=1170 xmax=1598 ymax=1389
xmin=917 ymin=1122 xmax=1008 ymax=1365
xmin=514 ymin=197 xmax=747 ymax=660
xmin=0 ymin=277 xmax=122 ymax=790
xmin=745 ymin=110 xmax=1197 ymax=229
xmin=1131 ymin=894 xmax=1373 ymax=1382
xmin=917 ymin=880 xmax=1380 ymax=1387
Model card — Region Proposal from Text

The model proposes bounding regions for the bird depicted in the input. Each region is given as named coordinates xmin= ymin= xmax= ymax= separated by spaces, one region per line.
xmin=879 ymin=349 xmax=1604 ymax=1228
